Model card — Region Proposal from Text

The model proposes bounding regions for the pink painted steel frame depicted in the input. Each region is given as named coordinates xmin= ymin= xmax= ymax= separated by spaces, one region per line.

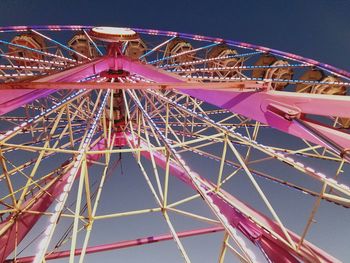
xmin=0 ymin=26 xmax=349 ymax=262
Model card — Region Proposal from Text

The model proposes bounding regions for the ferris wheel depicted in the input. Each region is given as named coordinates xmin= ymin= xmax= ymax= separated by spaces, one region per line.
xmin=0 ymin=25 xmax=349 ymax=263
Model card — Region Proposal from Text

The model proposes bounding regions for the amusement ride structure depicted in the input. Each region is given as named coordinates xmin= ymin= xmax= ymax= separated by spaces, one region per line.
xmin=0 ymin=25 xmax=349 ymax=262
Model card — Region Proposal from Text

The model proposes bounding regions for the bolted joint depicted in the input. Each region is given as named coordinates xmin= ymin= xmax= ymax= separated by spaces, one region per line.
xmin=266 ymin=101 xmax=301 ymax=120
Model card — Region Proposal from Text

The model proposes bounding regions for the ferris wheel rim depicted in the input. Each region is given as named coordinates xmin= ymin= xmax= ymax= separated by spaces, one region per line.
xmin=0 ymin=24 xmax=348 ymax=80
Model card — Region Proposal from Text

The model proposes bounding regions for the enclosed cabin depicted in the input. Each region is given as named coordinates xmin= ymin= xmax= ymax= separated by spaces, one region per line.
xmin=296 ymin=70 xmax=346 ymax=95
xmin=296 ymin=69 xmax=348 ymax=128
xmin=164 ymin=38 xmax=195 ymax=67
xmin=252 ymin=54 xmax=293 ymax=90
xmin=67 ymin=33 xmax=98 ymax=61
xmin=207 ymin=45 xmax=243 ymax=77
xmin=125 ymin=39 xmax=147 ymax=59
xmin=8 ymin=33 xmax=46 ymax=66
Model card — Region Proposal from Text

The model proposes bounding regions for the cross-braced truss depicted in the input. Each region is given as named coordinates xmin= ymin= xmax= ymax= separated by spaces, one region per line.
xmin=0 ymin=25 xmax=349 ymax=263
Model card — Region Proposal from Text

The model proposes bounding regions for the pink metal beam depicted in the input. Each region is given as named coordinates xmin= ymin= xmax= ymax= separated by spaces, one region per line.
xmin=118 ymin=56 xmax=350 ymax=153
xmin=0 ymin=140 xmax=107 ymax=262
xmin=0 ymin=56 xmax=115 ymax=115
xmin=0 ymin=80 xmax=263 ymax=91
xmin=9 ymin=226 xmax=223 ymax=262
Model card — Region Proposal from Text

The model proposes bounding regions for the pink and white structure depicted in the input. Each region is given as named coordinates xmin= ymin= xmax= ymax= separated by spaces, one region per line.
xmin=0 ymin=25 xmax=349 ymax=262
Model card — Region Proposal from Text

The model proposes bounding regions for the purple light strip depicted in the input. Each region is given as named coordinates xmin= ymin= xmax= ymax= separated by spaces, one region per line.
xmin=0 ymin=25 xmax=348 ymax=79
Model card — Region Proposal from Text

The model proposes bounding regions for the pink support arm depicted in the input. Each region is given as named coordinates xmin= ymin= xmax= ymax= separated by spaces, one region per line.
xmin=0 ymin=57 xmax=115 ymax=115
xmin=119 ymin=57 xmax=350 ymax=152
